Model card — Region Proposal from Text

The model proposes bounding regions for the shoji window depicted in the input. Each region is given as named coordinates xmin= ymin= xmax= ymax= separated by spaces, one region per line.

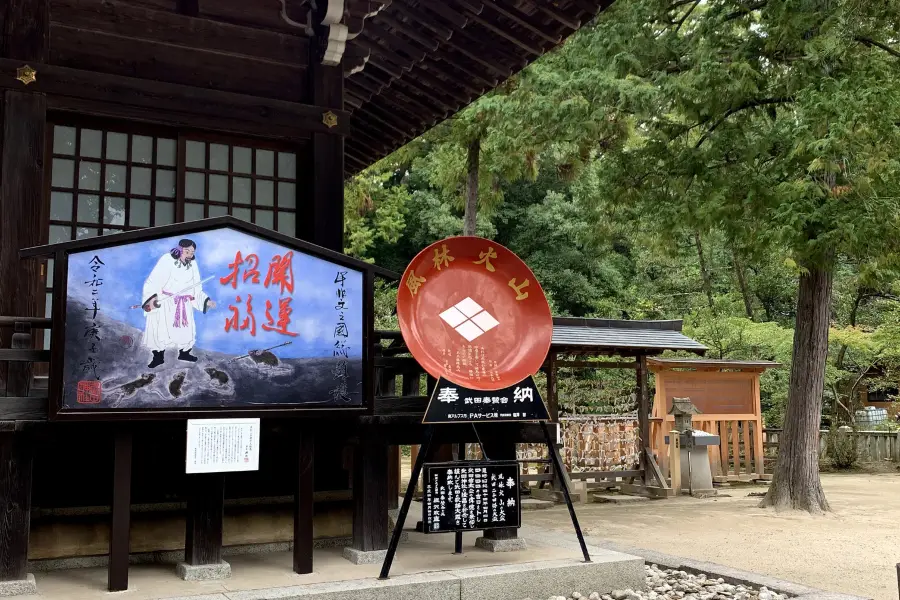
xmin=182 ymin=140 xmax=298 ymax=234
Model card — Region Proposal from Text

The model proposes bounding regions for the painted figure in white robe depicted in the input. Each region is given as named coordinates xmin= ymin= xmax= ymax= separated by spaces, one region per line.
xmin=141 ymin=239 xmax=216 ymax=368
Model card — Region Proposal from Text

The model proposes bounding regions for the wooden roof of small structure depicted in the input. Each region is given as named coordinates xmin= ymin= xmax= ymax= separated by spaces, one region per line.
xmin=334 ymin=0 xmax=615 ymax=174
xmin=551 ymin=317 xmax=707 ymax=355
xmin=648 ymin=358 xmax=781 ymax=371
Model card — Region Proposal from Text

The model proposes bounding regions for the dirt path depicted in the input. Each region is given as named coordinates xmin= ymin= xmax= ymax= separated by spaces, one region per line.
xmin=525 ymin=473 xmax=900 ymax=600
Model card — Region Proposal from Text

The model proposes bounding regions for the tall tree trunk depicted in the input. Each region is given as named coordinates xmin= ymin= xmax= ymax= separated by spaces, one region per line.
xmin=759 ymin=263 xmax=833 ymax=513
xmin=694 ymin=231 xmax=714 ymax=309
xmin=463 ymin=137 xmax=480 ymax=236
xmin=732 ymin=250 xmax=754 ymax=319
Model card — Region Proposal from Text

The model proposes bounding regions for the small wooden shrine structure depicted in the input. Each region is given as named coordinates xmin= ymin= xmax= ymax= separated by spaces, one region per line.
xmin=648 ymin=358 xmax=780 ymax=481
xmin=0 ymin=0 xmax=615 ymax=593
xmin=537 ymin=318 xmax=707 ymax=491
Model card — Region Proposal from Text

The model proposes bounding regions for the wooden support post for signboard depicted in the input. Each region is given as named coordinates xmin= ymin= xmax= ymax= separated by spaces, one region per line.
xmin=108 ymin=429 xmax=133 ymax=592
xmin=352 ymin=428 xmax=389 ymax=553
xmin=294 ymin=428 xmax=315 ymax=574
xmin=184 ymin=473 xmax=225 ymax=567
xmin=380 ymin=426 xmax=435 ymax=580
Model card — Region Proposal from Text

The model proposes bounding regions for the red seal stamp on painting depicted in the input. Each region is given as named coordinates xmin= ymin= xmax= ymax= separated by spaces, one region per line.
xmin=397 ymin=236 xmax=552 ymax=391
xmin=76 ymin=380 xmax=102 ymax=404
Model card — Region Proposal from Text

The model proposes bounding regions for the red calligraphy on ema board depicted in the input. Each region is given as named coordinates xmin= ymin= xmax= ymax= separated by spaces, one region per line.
xmin=219 ymin=251 xmax=293 ymax=295
xmin=220 ymin=250 xmax=298 ymax=337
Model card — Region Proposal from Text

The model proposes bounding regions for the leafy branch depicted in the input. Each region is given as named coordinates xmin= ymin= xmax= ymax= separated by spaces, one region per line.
xmin=695 ymin=97 xmax=794 ymax=148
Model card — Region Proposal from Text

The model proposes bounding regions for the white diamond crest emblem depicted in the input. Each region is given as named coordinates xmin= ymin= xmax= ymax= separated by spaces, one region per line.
xmin=439 ymin=297 xmax=499 ymax=341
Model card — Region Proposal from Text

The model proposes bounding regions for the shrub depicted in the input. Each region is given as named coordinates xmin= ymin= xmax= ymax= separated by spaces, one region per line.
xmin=826 ymin=425 xmax=860 ymax=469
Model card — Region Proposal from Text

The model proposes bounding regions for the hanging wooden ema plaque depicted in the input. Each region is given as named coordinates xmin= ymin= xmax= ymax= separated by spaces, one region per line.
xmin=397 ymin=237 xmax=552 ymax=424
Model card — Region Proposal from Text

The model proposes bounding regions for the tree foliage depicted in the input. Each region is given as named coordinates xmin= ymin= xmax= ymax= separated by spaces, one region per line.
xmin=347 ymin=0 xmax=900 ymax=513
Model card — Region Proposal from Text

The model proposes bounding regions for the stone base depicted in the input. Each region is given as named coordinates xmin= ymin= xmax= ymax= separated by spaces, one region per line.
xmin=0 ymin=574 xmax=37 ymax=597
xmin=175 ymin=560 xmax=232 ymax=581
xmin=342 ymin=547 xmax=388 ymax=565
xmin=475 ymin=537 xmax=528 ymax=552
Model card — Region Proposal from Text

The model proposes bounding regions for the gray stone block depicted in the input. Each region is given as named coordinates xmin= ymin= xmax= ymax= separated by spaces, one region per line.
xmin=474 ymin=536 xmax=528 ymax=552
xmin=453 ymin=556 xmax=645 ymax=600
xmin=794 ymin=594 xmax=873 ymax=600
xmin=225 ymin=571 xmax=461 ymax=600
xmin=176 ymin=560 xmax=232 ymax=581
xmin=0 ymin=574 xmax=36 ymax=597
xmin=341 ymin=548 xmax=387 ymax=565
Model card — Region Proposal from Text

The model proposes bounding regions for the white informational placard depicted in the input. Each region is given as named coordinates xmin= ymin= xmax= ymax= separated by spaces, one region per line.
xmin=186 ymin=418 xmax=261 ymax=474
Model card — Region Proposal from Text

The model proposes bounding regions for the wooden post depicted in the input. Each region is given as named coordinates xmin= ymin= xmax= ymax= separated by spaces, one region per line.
xmin=351 ymin=427 xmax=389 ymax=553
xmin=108 ymin=429 xmax=133 ymax=592
xmin=303 ymin=56 xmax=344 ymax=251
xmin=294 ymin=428 xmax=314 ymax=574
xmin=547 ymin=352 xmax=559 ymax=421
xmin=669 ymin=430 xmax=681 ymax=495
xmin=184 ymin=473 xmax=225 ymax=566
xmin=637 ymin=355 xmax=651 ymax=485
xmin=0 ymin=427 xmax=34 ymax=584
xmin=0 ymin=0 xmax=50 ymax=377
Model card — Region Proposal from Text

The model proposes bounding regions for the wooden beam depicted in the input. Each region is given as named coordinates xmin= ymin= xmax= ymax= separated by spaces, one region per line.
xmin=482 ymin=0 xmax=562 ymax=45
xmin=293 ymin=428 xmax=314 ymax=574
xmin=1 ymin=0 xmax=50 ymax=59
xmin=418 ymin=2 xmax=470 ymax=29
xmin=556 ymin=360 xmax=639 ymax=369
xmin=0 ymin=58 xmax=349 ymax=137
xmin=184 ymin=473 xmax=225 ymax=567
xmin=0 ymin=398 xmax=48 ymax=421
xmin=464 ymin=10 xmax=544 ymax=56
xmin=108 ymin=429 xmax=132 ymax=592
xmin=49 ymin=0 xmax=309 ymax=66
xmin=50 ymin=25 xmax=306 ymax=102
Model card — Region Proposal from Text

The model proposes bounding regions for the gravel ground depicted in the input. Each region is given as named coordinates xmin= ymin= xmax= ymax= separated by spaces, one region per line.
xmin=531 ymin=564 xmax=789 ymax=600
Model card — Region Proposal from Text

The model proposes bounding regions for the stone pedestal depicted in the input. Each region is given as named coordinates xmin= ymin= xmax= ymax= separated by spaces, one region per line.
xmin=475 ymin=537 xmax=528 ymax=552
xmin=0 ymin=574 xmax=37 ymax=597
xmin=176 ymin=561 xmax=232 ymax=581
xmin=342 ymin=547 xmax=387 ymax=565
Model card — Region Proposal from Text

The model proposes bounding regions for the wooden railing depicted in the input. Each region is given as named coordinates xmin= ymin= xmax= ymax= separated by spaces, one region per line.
xmin=0 ymin=317 xmax=52 ymax=423
xmin=651 ymin=416 xmax=764 ymax=479
xmin=764 ymin=428 xmax=900 ymax=463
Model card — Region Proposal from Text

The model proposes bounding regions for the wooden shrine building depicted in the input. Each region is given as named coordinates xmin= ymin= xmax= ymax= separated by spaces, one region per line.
xmin=0 ymin=0 xmax=615 ymax=593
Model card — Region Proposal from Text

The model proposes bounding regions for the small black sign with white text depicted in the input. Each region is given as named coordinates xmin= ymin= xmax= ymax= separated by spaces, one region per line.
xmin=422 ymin=375 xmax=549 ymax=424
xmin=422 ymin=460 xmax=521 ymax=534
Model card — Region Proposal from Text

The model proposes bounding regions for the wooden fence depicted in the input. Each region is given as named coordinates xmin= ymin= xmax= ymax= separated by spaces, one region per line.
xmin=764 ymin=428 xmax=900 ymax=462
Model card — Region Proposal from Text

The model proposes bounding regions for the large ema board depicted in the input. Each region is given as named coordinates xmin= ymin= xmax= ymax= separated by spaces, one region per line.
xmin=21 ymin=216 xmax=378 ymax=420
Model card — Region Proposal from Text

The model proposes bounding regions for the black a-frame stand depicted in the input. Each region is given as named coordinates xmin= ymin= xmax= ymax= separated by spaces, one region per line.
xmin=378 ymin=376 xmax=591 ymax=580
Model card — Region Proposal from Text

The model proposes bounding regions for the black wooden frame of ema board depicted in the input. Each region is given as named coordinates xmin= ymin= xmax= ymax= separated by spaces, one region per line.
xmin=422 ymin=375 xmax=550 ymax=424
xmin=421 ymin=460 xmax=521 ymax=534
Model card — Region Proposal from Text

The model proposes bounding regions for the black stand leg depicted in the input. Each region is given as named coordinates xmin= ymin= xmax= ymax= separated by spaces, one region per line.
xmin=541 ymin=422 xmax=590 ymax=563
xmin=454 ymin=532 xmax=463 ymax=554
xmin=379 ymin=426 xmax=435 ymax=580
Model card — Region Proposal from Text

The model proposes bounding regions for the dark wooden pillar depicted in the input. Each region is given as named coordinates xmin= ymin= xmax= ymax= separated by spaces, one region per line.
xmin=0 ymin=0 xmax=50 ymax=358
xmin=0 ymin=323 xmax=36 ymax=584
xmin=637 ymin=355 xmax=651 ymax=485
xmin=293 ymin=429 xmax=314 ymax=574
xmin=184 ymin=474 xmax=225 ymax=566
xmin=351 ymin=427 xmax=389 ymax=552
xmin=302 ymin=57 xmax=344 ymax=252
xmin=0 ymin=426 xmax=34 ymax=583
xmin=480 ymin=424 xmax=519 ymax=542
xmin=108 ymin=430 xmax=133 ymax=592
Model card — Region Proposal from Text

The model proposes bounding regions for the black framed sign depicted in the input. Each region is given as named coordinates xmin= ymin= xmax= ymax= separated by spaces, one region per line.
xmin=21 ymin=217 xmax=382 ymax=420
xmin=422 ymin=375 xmax=549 ymax=424
xmin=422 ymin=460 xmax=521 ymax=534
